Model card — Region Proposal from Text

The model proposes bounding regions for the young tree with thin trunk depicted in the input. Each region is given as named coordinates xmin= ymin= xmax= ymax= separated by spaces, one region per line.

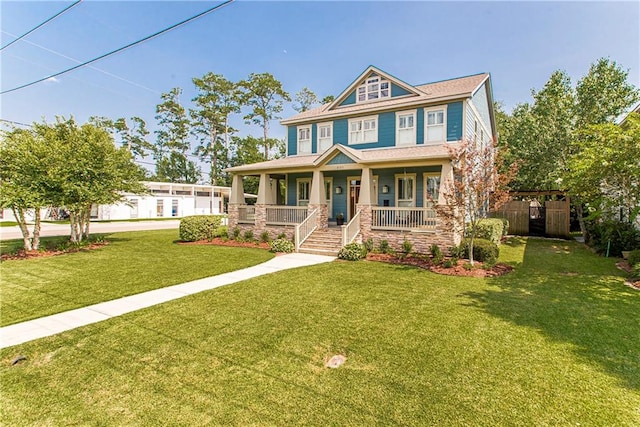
xmin=293 ymin=87 xmax=318 ymax=113
xmin=241 ymin=72 xmax=290 ymax=160
xmin=433 ymin=139 xmax=516 ymax=265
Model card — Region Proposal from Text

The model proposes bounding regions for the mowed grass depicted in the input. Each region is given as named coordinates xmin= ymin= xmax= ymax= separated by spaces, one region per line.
xmin=0 ymin=229 xmax=273 ymax=326
xmin=2 ymin=237 xmax=639 ymax=425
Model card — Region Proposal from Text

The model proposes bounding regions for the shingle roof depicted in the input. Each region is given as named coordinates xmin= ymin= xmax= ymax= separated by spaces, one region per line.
xmin=225 ymin=143 xmax=460 ymax=174
xmin=281 ymin=73 xmax=489 ymax=125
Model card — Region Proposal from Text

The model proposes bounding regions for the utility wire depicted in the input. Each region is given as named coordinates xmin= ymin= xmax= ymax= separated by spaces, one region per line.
xmin=0 ymin=0 xmax=83 ymax=51
xmin=1 ymin=0 xmax=236 ymax=95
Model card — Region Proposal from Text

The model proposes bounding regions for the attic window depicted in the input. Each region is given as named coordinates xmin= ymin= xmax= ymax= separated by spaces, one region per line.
xmin=357 ymin=75 xmax=390 ymax=102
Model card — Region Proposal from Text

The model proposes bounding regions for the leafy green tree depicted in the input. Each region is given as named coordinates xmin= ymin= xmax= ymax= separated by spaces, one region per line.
xmin=35 ymin=118 xmax=147 ymax=242
xmin=0 ymin=127 xmax=51 ymax=250
xmin=155 ymin=87 xmax=200 ymax=182
xmin=190 ymin=72 xmax=241 ymax=185
xmin=293 ymin=87 xmax=318 ymax=112
xmin=565 ymin=112 xmax=640 ymax=223
xmin=321 ymin=95 xmax=335 ymax=104
xmin=241 ymin=72 xmax=290 ymax=159
xmin=91 ymin=116 xmax=153 ymax=160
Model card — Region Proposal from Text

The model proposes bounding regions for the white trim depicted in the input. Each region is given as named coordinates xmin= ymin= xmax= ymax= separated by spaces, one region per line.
xmin=356 ymin=74 xmax=391 ymax=103
xmin=424 ymin=105 xmax=448 ymax=144
xmin=423 ymin=172 xmax=441 ymax=207
xmin=296 ymin=178 xmax=311 ymax=206
xmin=324 ymin=177 xmax=333 ymax=218
xmin=394 ymin=173 xmax=417 ymax=207
xmin=297 ymin=125 xmax=312 ymax=155
xmin=395 ymin=109 xmax=417 ymax=146
xmin=317 ymin=121 xmax=333 ymax=152
xmin=346 ymin=175 xmax=360 ymax=220
xmin=348 ymin=115 xmax=378 ymax=145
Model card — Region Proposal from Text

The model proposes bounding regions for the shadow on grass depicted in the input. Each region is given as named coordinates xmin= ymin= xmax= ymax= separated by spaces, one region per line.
xmin=463 ymin=238 xmax=640 ymax=390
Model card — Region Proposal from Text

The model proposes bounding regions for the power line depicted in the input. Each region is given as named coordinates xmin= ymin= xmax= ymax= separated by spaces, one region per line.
xmin=0 ymin=0 xmax=83 ymax=51
xmin=1 ymin=0 xmax=236 ymax=95
xmin=0 ymin=118 xmax=32 ymax=127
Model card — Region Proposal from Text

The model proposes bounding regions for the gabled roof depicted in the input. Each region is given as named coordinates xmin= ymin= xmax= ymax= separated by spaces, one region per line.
xmin=225 ymin=143 xmax=459 ymax=174
xmin=281 ymin=71 xmax=489 ymax=125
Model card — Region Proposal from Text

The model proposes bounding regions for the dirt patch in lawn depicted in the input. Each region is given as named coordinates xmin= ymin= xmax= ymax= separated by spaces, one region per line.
xmin=178 ymin=238 xmax=270 ymax=250
xmin=365 ymin=253 xmax=513 ymax=277
xmin=1 ymin=242 xmax=108 ymax=261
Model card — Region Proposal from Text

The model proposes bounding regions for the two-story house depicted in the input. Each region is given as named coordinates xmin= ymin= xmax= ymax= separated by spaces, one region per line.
xmin=226 ymin=66 xmax=496 ymax=254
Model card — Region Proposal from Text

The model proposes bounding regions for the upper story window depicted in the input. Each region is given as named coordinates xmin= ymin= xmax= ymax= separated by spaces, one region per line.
xmin=349 ymin=116 xmax=377 ymax=145
xmin=396 ymin=110 xmax=416 ymax=146
xmin=425 ymin=107 xmax=446 ymax=143
xmin=298 ymin=125 xmax=311 ymax=154
xmin=357 ymin=75 xmax=390 ymax=103
xmin=318 ymin=122 xmax=333 ymax=152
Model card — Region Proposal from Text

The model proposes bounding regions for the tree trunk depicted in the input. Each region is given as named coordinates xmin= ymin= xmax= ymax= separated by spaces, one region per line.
xmin=13 ymin=207 xmax=32 ymax=251
xmin=82 ymin=207 xmax=91 ymax=240
xmin=575 ymin=203 xmax=587 ymax=242
xmin=32 ymin=208 xmax=41 ymax=250
xmin=263 ymin=118 xmax=269 ymax=160
xmin=69 ymin=211 xmax=80 ymax=242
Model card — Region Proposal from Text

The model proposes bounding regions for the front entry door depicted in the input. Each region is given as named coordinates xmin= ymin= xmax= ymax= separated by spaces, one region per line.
xmin=348 ymin=178 xmax=361 ymax=220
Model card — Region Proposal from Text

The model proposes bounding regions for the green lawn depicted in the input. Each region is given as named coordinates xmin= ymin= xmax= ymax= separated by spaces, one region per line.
xmin=0 ymin=221 xmax=19 ymax=227
xmin=0 ymin=229 xmax=273 ymax=326
xmin=1 ymin=238 xmax=639 ymax=425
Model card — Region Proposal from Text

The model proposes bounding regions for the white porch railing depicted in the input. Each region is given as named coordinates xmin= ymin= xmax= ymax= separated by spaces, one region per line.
xmin=266 ymin=206 xmax=308 ymax=225
xmin=372 ymin=207 xmax=437 ymax=231
xmin=342 ymin=209 xmax=361 ymax=246
xmin=238 ymin=205 xmax=256 ymax=224
xmin=295 ymin=209 xmax=318 ymax=252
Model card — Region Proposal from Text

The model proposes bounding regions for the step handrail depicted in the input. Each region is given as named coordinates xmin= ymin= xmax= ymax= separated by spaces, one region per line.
xmin=342 ymin=209 xmax=361 ymax=246
xmin=295 ymin=208 xmax=318 ymax=252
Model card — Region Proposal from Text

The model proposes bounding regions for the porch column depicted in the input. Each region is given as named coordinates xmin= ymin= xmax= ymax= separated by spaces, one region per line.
xmin=308 ymin=169 xmax=328 ymax=229
xmin=228 ymin=174 xmax=245 ymax=232
xmin=257 ymin=173 xmax=275 ymax=205
xmin=438 ymin=162 xmax=453 ymax=205
xmin=357 ymin=167 xmax=373 ymax=239
xmin=438 ymin=161 xmax=462 ymax=245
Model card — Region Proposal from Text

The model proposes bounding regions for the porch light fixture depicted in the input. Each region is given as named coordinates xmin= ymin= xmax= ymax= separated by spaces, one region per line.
xmin=335 ymin=186 xmax=342 ymax=194
xmin=382 ymin=184 xmax=389 ymax=194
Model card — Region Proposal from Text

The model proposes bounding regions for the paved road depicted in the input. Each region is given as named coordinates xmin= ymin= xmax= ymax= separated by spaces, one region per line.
xmin=0 ymin=220 xmax=181 ymax=240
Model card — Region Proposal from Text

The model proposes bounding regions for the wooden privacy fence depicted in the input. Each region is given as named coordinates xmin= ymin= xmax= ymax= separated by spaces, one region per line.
xmin=492 ymin=196 xmax=570 ymax=238
xmin=494 ymin=201 xmax=529 ymax=235
xmin=545 ymin=200 xmax=570 ymax=237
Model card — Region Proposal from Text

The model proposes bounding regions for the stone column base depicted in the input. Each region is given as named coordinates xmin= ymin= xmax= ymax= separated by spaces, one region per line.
xmin=308 ymin=204 xmax=328 ymax=229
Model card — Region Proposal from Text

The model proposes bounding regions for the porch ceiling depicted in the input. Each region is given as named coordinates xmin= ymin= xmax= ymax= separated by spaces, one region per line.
xmin=225 ymin=143 xmax=458 ymax=175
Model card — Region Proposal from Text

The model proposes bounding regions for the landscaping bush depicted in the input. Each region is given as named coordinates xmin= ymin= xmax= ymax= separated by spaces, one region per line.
xmin=338 ymin=243 xmax=366 ymax=261
xmin=628 ymin=249 xmax=640 ymax=266
xmin=498 ymin=217 xmax=509 ymax=236
xmin=215 ymin=225 xmax=228 ymax=238
xmin=429 ymin=244 xmax=442 ymax=258
xmin=585 ymin=220 xmax=640 ymax=257
xmin=469 ymin=218 xmax=504 ymax=245
xmin=179 ymin=215 xmax=222 ymax=242
xmin=232 ymin=227 xmax=241 ymax=239
xmin=378 ymin=240 xmax=391 ymax=254
xmin=243 ymin=230 xmax=254 ymax=242
xmin=269 ymin=238 xmax=294 ymax=253
xmin=458 ymin=238 xmax=499 ymax=264
xmin=363 ymin=238 xmax=374 ymax=253
xmin=260 ymin=230 xmax=271 ymax=243
xmin=276 ymin=232 xmax=287 ymax=240
xmin=401 ymin=239 xmax=414 ymax=257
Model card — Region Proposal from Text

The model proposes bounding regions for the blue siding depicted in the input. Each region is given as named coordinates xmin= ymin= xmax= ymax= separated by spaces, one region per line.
xmin=345 ymin=112 xmax=395 ymax=150
xmin=416 ymin=108 xmax=424 ymax=144
xmin=471 ymin=83 xmax=492 ymax=133
xmin=340 ymin=91 xmax=356 ymax=106
xmin=323 ymin=171 xmax=350 ymax=219
xmin=391 ymin=84 xmax=411 ymax=97
xmin=286 ymin=173 xmax=312 ymax=206
xmin=287 ymin=126 xmax=297 ymax=155
xmin=333 ymin=119 xmax=348 ymax=145
xmin=328 ymin=153 xmax=355 ymax=165
xmin=373 ymin=166 xmax=442 ymax=207
xmin=447 ymin=102 xmax=463 ymax=141
xmin=311 ymin=123 xmax=317 ymax=154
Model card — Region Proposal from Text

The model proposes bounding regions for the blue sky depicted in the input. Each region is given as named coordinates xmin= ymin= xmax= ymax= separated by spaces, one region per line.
xmin=1 ymin=0 xmax=638 ymax=167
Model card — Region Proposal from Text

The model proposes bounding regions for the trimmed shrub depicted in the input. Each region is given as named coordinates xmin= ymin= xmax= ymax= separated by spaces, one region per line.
xmin=585 ymin=220 xmax=640 ymax=257
xmin=363 ymin=238 xmax=374 ymax=253
xmin=215 ymin=225 xmax=228 ymax=238
xmin=429 ymin=244 xmax=442 ymax=258
xmin=628 ymin=249 xmax=640 ymax=266
xmin=497 ymin=217 xmax=510 ymax=236
xmin=277 ymin=232 xmax=287 ymax=240
xmin=378 ymin=240 xmax=391 ymax=254
xmin=243 ymin=230 xmax=254 ymax=241
xmin=469 ymin=218 xmax=504 ymax=245
xmin=401 ymin=239 xmax=414 ymax=257
xmin=338 ymin=243 xmax=366 ymax=261
xmin=232 ymin=227 xmax=241 ymax=239
xmin=458 ymin=238 xmax=499 ymax=264
xmin=179 ymin=215 xmax=222 ymax=242
xmin=260 ymin=230 xmax=271 ymax=243
xmin=269 ymin=238 xmax=294 ymax=253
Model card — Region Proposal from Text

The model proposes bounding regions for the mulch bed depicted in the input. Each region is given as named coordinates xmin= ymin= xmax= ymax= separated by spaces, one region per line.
xmin=1 ymin=242 xmax=108 ymax=261
xmin=365 ymin=253 xmax=513 ymax=277
xmin=616 ymin=260 xmax=640 ymax=290
xmin=178 ymin=238 xmax=270 ymax=250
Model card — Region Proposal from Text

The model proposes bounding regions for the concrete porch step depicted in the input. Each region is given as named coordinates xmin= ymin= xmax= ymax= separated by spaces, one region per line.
xmin=299 ymin=228 xmax=343 ymax=256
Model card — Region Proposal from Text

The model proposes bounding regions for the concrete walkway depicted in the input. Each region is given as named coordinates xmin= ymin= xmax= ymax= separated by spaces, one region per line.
xmin=0 ymin=253 xmax=335 ymax=349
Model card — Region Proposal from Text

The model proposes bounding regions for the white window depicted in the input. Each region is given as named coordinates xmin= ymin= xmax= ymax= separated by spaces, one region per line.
xmin=425 ymin=108 xmax=446 ymax=143
xmin=396 ymin=110 xmax=416 ymax=145
xmin=298 ymin=126 xmax=311 ymax=154
xmin=318 ymin=123 xmax=332 ymax=152
xmin=424 ymin=173 xmax=441 ymax=206
xmin=349 ymin=116 xmax=377 ymax=145
xmin=357 ymin=74 xmax=390 ymax=103
xmin=395 ymin=173 xmax=416 ymax=208
xmin=297 ymin=178 xmax=311 ymax=206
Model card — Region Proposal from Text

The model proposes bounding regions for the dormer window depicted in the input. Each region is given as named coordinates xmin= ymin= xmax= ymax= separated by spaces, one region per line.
xmin=357 ymin=75 xmax=390 ymax=103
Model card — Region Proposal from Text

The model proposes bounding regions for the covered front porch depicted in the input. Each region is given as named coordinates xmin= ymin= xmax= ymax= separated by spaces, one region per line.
xmin=226 ymin=144 xmax=463 ymax=254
